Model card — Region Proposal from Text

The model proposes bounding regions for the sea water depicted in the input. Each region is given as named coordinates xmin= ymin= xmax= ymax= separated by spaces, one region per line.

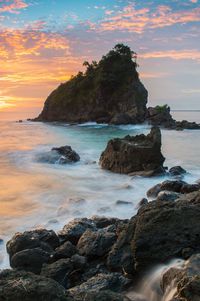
xmin=0 ymin=111 xmax=200 ymax=269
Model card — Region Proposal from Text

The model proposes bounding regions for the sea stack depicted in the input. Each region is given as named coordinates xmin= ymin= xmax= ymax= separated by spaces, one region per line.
xmin=35 ymin=44 xmax=148 ymax=124
xmin=99 ymin=127 xmax=165 ymax=176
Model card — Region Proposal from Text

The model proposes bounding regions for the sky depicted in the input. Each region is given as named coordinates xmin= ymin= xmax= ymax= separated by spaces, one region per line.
xmin=0 ymin=0 xmax=200 ymax=120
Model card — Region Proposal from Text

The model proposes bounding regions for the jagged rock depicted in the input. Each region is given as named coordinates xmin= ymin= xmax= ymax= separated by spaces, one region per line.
xmin=77 ymin=228 xmax=117 ymax=258
xmin=10 ymin=247 xmax=51 ymax=274
xmin=58 ymin=218 xmax=96 ymax=244
xmin=147 ymin=180 xmax=187 ymax=198
xmin=6 ymin=229 xmax=59 ymax=258
xmin=175 ymin=120 xmax=200 ymax=130
xmin=0 ymin=269 xmax=69 ymax=301
xmin=99 ymin=127 xmax=165 ymax=176
xmin=132 ymin=194 xmax=200 ymax=271
xmin=169 ymin=166 xmax=187 ymax=177
xmin=156 ymin=191 xmax=180 ymax=202
xmin=35 ymin=44 xmax=147 ymax=124
xmin=36 ymin=145 xmax=80 ymax=164
xmin=146 ymin=105 xmax=175 ymax=128
xmin=136 ymin=198 xmax=148 ymax=209
xmin=54 ymin=241 xmax=77 ymax=260
xmin=41 ymin=258 xmax=73 ymax=288
xmin=68 ymin=273 xmax=131 ymax=301
xmin=84 ymin=290 xmax=132 ymax=301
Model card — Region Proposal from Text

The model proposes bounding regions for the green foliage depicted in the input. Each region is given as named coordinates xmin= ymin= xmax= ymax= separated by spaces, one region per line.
xmin=155 ymin=104 xmax=169 ymax=113
xmin=48 ymin=44 xmax=139 ymax=109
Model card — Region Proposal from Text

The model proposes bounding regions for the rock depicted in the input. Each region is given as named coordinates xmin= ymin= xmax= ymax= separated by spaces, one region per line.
xmin=6 ymin=229 xmax=59 ymax=258
xmin=41 ymin=258 xmax=73 ymax=288
xmin=0 ymin=269 xmax=69 ymax=301
xmin=58 ymin=218 xmax=96 ymax=244
xmin=181 ymin=183 xmax=200 ymax=194
xmin=169 ymin=166 xmax=187 ymax=177
xmin=54 ymin=241 xmax=77 ymax=260
xmin=10 ymin=247 xmax=51 ymax=274
xmin=36 ymin=145 xmax=80 ymax=164
xmin=136 ymin=198 xmax=148 ymax=209
xmin=116 ymin=200 xmax=133 ymax=206
xmin=70 ymin=254 xmax=87 ymax=270
xmin=132 ymin=195 xmax=200 ymax=271
xmin=156 ymin=191 xmax=180 ymax=202
xmin=90 ymin=216 xmax=124 ymax=229
xmin=107 ymin=218 xmax=136 ymax=275
xmin=77 ymin=229 xmax=117 ymax=258
xmin=35 ymin=44 xmax=147 ymax=124
xmin=175 ymin=120 xmax=200 ymax=130
xmin=99 ymin=127 xmax=165 ymax=176
xmin=147 ymin=180 xmax=187 ymax=198
xmin=68 ymin=273 xmax=131 ymax=301
xmin=146 ymin=105 xmax=175 ymax=128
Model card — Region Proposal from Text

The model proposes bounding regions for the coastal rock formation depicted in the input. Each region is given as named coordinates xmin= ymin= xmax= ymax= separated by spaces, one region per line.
xmin=35 ymin=44 xmax=148 ymax=124
xmin=99 ymin=127 xmax=165 ymax=175
xmin=36 ymin=145 xmax=80 ymax=165
xmin=4 ymin=184 xmax=200 ymax=300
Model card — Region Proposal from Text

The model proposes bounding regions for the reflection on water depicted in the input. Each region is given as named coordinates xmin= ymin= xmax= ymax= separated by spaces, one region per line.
xmin=0 ymin=111 xmax=200 ymax=268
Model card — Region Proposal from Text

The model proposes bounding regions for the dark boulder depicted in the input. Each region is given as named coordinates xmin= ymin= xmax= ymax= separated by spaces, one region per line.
xmin=36 ymin=145 xmax=80 ymax=164
xmin=99 ymin=127 xmax=165 ymax=176
xmin=0 ymin=269 xmax=69 ymax=301
xmin=54 ymin=241 xmax=77 ymax=260
xmin=6 ymin=229 xmax=59 ymax=258
xmin=147 ymin=180 xmax=187 ymax=198
xmin=41 ymin=258 xmax=73 ymax=288
xmin=58 ymin=218 xmax=96 ymax=244
xmin=10 ymin=247 xmax=51 ymax=274
xmin=77 ymin=228 xmax=117 ymax=258
xmin=84 ymin=290 xmax=132 ymax=301
xmin=169 ymin=166 xmax=187 ymax=177
xmin=175 ymin=120 xmax=200 ymax=130
xmin=156 ymin=191 xmax=180 ymax=202
xmin=68 ymin=273 xmax=131 ymax=301
xmin=146 ymin=105 xmax=175 ymax=128
xmin=132 ymin=194 xmax=200 ymax=271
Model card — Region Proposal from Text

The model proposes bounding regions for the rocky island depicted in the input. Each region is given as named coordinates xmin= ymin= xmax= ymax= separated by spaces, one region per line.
xmin=34 ymin=44 xmax=200 ymax=130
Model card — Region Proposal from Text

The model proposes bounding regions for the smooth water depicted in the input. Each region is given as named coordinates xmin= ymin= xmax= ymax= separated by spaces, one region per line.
xmin=0 ymin=111 xmax=200 ymax=268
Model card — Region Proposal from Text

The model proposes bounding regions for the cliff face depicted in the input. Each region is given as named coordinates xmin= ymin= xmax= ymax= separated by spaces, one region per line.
xmin=36 ymin=44 xmax=148 ymax=124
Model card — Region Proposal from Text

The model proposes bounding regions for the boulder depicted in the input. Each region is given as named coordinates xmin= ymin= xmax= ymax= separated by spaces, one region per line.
xmin=146 ymin=105 xmax=175 ymax=128
xmin=41 ymin=258 xmax=73 ymax=288
xmin=99 ymin=127 xmax=165 ymax=175
xmin=58 ymin=218 xmax=96 ymax=244
xmin=0 ymin=269 xmax=69 ymax=301
xmin=36 ymin=145 xmax=80 ymax=164
xmin=175 ymin=120 xmax=200 ymax=130
xmin=169 ymin=166 xmax=187 ymax=177
xmin=6 ymin=229 xmax=59 ymax=258
xmin=147 ymin=180 xmax=187 ymax=198
xmin=10 ymin=247 xmax=51 ymax=274
xmin=132 ymin=194 xmax=200 ymax=271
xmin=156 ymin=191 xmax=180 ymax=202
xmin=68 ymin=273 xmax=131 ymax=301
xmin=54 ymin=241 xmax=77 ymax=260
xmin=77 ymin=229 xmax=117 ymax=258
xmin=84 ymin=290 xmax=132 ymax=301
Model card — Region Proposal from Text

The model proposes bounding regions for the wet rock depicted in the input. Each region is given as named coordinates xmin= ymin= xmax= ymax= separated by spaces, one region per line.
xmin=77 ymin=229 xmax=117 ymax=258
xmin=36 ymin=145 xmax=80 ymax=164
xmin=90 ymin=216 xmax=125 ymax=229
xmin=100 ymin=127 xmax=165 ymax=176
xmin=68 ymin=273 xmax=131 ymax=301
xmin=116 ymin=200 xmax=133 ymax=206
xmin=70 ymin=254 xmax=87 ymax=270
xmin=0 ymin=269 xmax=69 ymax=301
xmin=110 ymin=113 xmax=135 ymax=125
xmin=54 ymin=241 xmax=77 ymax=260
xmin=6 ymin=229 xmax=59 ymax=258
xmin=58 ymin=218 xmax=96 ymax=244
xmin=136 ymin=198 xmax=148 ymax=209
xmin=180 ymin=183 xmax=200 ymax=194
xmin=132 ymin=197 xmax=200 ymax=271
xmin=10 ymin=247 xmax=51 ymax=274
xmin=156 ymin=191 xmax=180 ymax=202
xmin=169 ymin=166 xmax=187 ymax=177
xmin=147 ymin=180 xmax=187 ymax=198
xmin=41 ymin=258 xmax=73 ymax=288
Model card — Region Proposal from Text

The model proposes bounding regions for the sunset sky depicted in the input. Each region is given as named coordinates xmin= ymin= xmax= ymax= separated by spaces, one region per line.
xmin=0 ymin=0 xmax=200 ymax=120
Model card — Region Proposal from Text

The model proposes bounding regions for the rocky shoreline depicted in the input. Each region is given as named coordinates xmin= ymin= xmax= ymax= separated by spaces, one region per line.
xmin=1 ymin=178 xmax=200 ymax=300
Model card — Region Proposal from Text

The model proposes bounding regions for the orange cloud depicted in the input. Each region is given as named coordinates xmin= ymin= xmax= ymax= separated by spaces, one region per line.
xmin=97 ymin=5 xmax=200 ymax=33
xmin=0 ymin=0 xmax=28 ymax=14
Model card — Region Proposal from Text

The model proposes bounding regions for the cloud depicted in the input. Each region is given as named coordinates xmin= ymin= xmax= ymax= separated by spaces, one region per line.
xmin=96 ymin=4 xmax=200 ymax=33
xmin=140 ymin=49 xmax=200 ymax=61
xmin=0 ymin=0 xmax=28 ymax=14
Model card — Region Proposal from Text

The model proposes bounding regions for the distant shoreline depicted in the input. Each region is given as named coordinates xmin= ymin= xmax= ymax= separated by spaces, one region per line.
xmin=172 ymin=110 xmax=200 ymax=112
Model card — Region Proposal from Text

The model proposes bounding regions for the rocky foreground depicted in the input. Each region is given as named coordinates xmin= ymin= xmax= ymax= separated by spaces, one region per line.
xmin=1 ymin=179 xmax=200 ymax=301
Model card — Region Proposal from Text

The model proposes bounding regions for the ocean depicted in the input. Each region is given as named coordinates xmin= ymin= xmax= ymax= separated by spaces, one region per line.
xmin=0 ymin=111 xmax=200 ymax=268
